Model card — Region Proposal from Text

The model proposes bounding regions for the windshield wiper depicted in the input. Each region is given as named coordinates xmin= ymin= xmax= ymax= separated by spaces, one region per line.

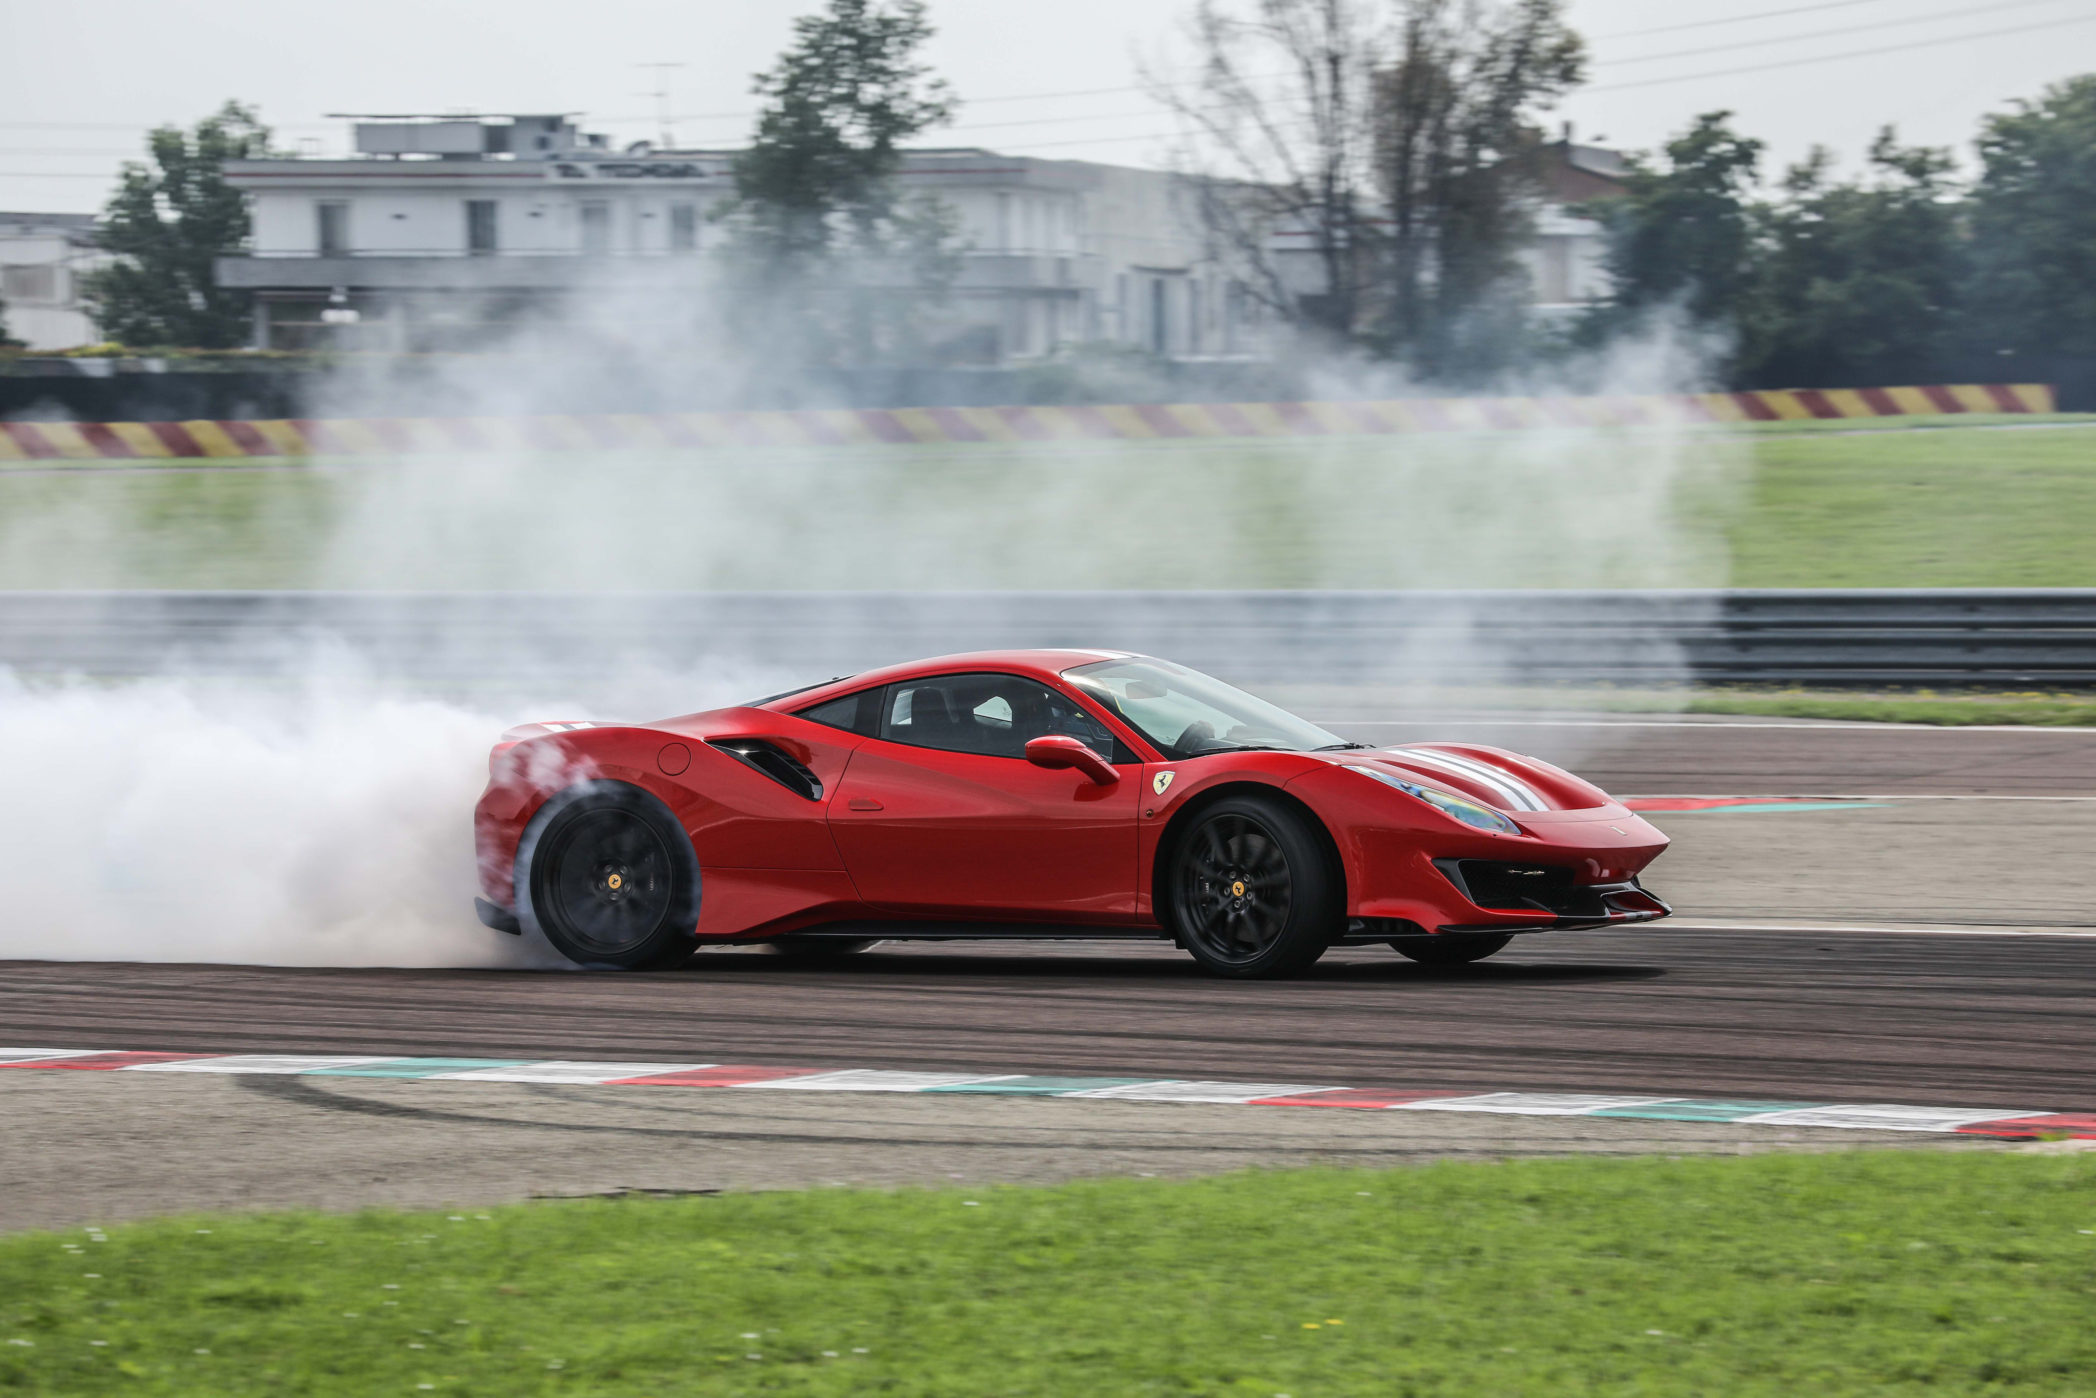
xmin=1314 ymin=741 xmax=1369 ymax=751
xmin=1187 ymin=741 xmax=1292 ymax=755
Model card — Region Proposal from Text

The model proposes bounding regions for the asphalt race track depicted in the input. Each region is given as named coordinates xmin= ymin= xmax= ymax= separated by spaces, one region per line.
xmin=2 ymin=717 xmax=2089 ymax=1104
xmin=0 ymin=925 xmax=2091 ymax=1104
xmin=2 ymin=715 xmax=2091 ymax=1227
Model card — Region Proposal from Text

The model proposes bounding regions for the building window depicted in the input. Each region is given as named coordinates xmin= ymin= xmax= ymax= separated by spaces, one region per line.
xmin=996 ymin=193 xmax=1011 ymax=252
xmin=316 ymin=201 xmax=350 ymax=256
xmin=580 ymin=201 xmax=612 ymax=255
xmin=465 ymin=200 xmax=499 ymax=255
xmin=0 ymin=264 xmax=60 ymax=304
xmin=668 ymin=203 xmax=698 ymax=252
xmin=1115 ymin=273 xmax=1129 ymax=341
xmin=1150 ymin=277 xmax=1168 ymax=356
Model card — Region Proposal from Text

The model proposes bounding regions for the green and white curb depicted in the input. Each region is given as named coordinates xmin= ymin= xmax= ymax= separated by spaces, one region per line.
xmin=2 ymin=1048 xmax=2090 ymax=1139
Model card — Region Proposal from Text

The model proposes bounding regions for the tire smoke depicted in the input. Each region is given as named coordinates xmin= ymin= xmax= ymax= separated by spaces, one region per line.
xmin=0 ymin=654 xmax=779 ymax=968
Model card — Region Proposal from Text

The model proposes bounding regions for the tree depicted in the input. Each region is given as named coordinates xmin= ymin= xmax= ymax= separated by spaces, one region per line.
xmin=82 ymin=101 xmax=271 ymax=349
xmin=1965 ymin=74 xmax=2096 ymax=359
xmin=1741 ymin=130 xmax=1961 ymax=387
xmin=720 ymin=0 xmax=960 ymax=365
xmin=1374 ymin=0 xmax=1584 ymax=378
xmin=1154 ymin=0 xmax=1384 ymax=346
xmin=1584 ymin=111 xmax=1763 ymax=336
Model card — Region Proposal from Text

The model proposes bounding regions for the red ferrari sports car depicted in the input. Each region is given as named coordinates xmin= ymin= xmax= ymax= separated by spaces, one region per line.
xmin=473 ymin=651 xmax=1670 ymax=977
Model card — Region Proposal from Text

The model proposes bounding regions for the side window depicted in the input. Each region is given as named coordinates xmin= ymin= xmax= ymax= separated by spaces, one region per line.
xmin=796 ymin=691 xmax=866 ymax=733
xmin=1033 ymin=685 xmax=1135 ymax=763
xmin=882 ymin=674 xmax=1136 ymax=762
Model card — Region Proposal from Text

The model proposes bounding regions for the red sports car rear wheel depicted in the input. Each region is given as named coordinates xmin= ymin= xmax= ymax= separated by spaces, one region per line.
xmin=515 ymin=783 xmax=700 ymax=970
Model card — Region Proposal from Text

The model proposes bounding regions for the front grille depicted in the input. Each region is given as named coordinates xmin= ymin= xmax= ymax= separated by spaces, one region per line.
xmin=1433 ymin=859 xmax=1670 ymax=927
xmin=1436 ymin=860 xmax=1593 ymax=914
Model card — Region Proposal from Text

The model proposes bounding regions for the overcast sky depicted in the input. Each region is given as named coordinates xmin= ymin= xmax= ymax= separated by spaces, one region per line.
xmin=4 ymin=0 xmax=2093 ymax=214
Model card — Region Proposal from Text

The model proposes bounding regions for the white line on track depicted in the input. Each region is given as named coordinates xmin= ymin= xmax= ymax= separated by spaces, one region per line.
xmin=1665 ymin=920 xmax=2096 ymax=939
xmin=1324 ymin=718 xmax=2096 ymax=734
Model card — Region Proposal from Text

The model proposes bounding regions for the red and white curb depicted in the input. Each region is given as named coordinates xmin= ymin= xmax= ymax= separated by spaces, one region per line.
xmin=3 ymin=1048 xmax=2090 ymax=1140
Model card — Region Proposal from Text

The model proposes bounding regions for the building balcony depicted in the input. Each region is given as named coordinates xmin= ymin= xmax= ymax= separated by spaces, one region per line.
xmin=215 ymin=253 xmax=718 ymax=292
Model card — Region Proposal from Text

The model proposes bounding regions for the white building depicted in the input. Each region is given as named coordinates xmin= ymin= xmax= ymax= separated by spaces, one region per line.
xmin=217 ymin=115 xmax=1252 ymax=362
xmin=0 ymin=212 xmax=109 ymax=350
xmin=213 ymin=114 xmax=1619 ymax=363
xmin=1525 ymin=141 xmax=1627 ymax=316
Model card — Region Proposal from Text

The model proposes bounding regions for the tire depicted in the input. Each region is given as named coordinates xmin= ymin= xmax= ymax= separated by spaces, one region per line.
xmin=514 ymin=782 xmax=701 ymax=970
xmin=769 ymin=937 xmax=879 ymax=963
xmin=1165 ymin=794 xmax=1341 ymax=978
xmin=1389 ymin=933 xmax=1512 ymax=966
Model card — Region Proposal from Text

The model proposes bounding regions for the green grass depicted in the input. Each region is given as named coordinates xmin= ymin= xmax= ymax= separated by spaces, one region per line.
xmin=0 ymin=417 xmax=2090 ymax=590
xmin=3 ymin=1154 xmax=2094 ymax=1395
xmin=1460 ymin=686 xmax=2096 ymax=727
xmin=1729 ymin=420 xmax=2096 ymax=587
xmin=1673 ymin=690 xmax=2096 ymax=726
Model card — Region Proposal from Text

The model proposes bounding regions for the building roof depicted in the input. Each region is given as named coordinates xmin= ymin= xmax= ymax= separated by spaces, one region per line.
xmin=0 ymin=212 xmax=101 ymax=245
xmin=1538 ymin=143 xmax=1630 ymax=205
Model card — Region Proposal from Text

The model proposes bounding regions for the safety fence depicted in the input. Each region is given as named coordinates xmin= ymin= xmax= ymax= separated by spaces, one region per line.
xmin=2 ymin=589 xmax=2090 ymax=689
xmin=0 ymin=384 xmax=2057 ymax=460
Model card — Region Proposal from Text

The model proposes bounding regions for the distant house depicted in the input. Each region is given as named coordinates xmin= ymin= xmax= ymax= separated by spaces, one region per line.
xmin=212 ymin=113 xmax=1627 ymax=361
xmin=215 ymin=114 xmax=1253 ymax=363
xmin=1526 ymin=140 xmax=1629 ymax=316
xmin=0 ymin=212 xmax=109 ymax=350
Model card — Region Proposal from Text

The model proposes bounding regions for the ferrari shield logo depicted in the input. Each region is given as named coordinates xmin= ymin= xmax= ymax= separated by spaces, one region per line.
xmin=1152 ymin=770 xmax=1175 ymax=796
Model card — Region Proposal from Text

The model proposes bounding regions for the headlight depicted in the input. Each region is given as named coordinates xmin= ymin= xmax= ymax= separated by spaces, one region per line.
xmin=1354 ymin=765 xmax=1521 ymax=834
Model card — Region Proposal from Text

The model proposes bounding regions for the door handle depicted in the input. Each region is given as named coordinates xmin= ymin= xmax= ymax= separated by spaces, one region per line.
xmin=847 ymin=797 xmax=884 ymax=812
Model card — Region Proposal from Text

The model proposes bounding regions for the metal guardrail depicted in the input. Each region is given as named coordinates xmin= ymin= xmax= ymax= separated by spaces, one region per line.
xmin=0 ymin=590 xmax=2091 ymax=690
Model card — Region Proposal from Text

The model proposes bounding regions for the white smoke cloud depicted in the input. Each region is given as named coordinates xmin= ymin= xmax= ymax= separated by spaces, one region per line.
xmin=0 ymin=647 xmax=789 ymax=968
xmin=0 ymin=663 xmax=536 ymax=967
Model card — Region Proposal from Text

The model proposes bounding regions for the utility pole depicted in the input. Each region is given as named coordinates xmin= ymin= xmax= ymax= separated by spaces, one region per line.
xmin=635 ymin=62 xmax=686 ymax=148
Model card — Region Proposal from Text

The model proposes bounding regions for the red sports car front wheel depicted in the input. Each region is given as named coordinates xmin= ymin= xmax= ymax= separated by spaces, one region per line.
xmin=1167 ymin=795 xmax=1340 ymax=978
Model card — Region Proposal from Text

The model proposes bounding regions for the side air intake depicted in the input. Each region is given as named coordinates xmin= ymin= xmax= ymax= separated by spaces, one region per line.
xmin=707 ymin=739 xmax=823 ymax=802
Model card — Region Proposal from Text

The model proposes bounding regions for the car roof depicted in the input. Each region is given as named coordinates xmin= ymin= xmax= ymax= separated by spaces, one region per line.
xmin=758 ymin=649 xmax=1141 ymax=710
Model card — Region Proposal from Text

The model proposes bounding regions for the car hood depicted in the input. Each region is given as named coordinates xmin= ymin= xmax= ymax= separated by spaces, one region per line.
xmin=1335 ymin=742 xmax=1618 ymax=815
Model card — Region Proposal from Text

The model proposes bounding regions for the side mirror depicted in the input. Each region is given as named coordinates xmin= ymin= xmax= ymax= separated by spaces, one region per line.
xmin=1025 ymin=734 xmax=1120 ymax=786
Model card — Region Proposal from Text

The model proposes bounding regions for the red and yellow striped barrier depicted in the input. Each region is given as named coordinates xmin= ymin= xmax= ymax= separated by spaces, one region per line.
xmin=0 ymin=383 xmax=2055 ymax=461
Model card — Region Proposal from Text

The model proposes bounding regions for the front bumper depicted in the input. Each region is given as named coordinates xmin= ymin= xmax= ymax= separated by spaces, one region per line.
xmin=1431 ymin=858 xmax=1672 ymax=932
xmin=475 ymin=897 xmax=522 ymax=935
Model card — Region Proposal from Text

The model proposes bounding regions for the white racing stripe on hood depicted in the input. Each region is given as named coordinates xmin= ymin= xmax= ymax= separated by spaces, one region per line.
xmin=1385 ymin=747 xmax=1548 ymax=812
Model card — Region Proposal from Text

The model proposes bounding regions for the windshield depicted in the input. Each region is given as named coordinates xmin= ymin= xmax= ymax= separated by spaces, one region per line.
xmin=1064 ymin=658 xmax=1346 ymax=759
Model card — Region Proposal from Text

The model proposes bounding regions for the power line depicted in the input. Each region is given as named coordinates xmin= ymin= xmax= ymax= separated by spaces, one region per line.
xmin=1600 ymin=0 xmax=2089 ymax=68
xmin=5 ymin=3 xmax=2092 ymax=172
xmin=934 ymin=8 xmax=2096 ymax=154
xmin=1585 ymin=9 xmax=2096 ymax=93
xmin=1591 ymin=0 xmax=1908 ymax=42
xmin=0 ymin=3 xmax=1944 ymax=138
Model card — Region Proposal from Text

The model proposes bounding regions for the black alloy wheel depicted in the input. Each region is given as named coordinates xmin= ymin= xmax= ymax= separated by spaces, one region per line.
xmin=516 ymin=783 xmax=700 ymax=970
xmin=1168 ymin=794 xmax=1339 ymax=978
xmin=1389 ymin=932 xmax=1512 ymax=966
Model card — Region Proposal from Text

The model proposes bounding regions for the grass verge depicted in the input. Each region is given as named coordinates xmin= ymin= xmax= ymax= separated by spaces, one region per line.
xmin=3 ymin=417 xmax=2093 ymax=590
xmin=1673 ymin=690 xmax=2096 ymax=727
xmin=1284 ymin=684 xmax=2096 ymax=728
xmin=1534 ymin=686 xmax=2096 ymax=727
xmin=2 ymin=1153 xmax=2093 ymax=1395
